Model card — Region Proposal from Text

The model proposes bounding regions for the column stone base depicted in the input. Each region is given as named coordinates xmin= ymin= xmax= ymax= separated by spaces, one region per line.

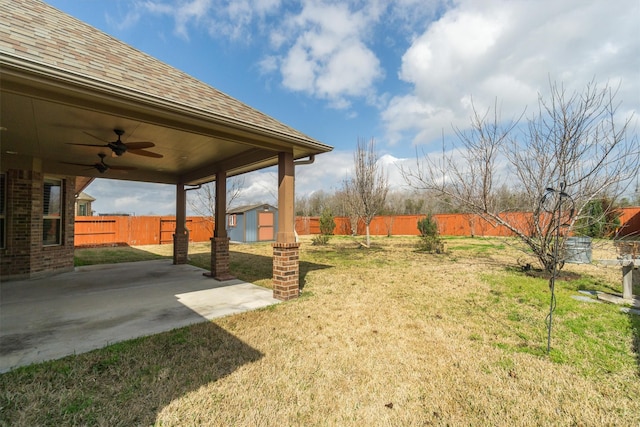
xmin=272 ymin=242 xmax=300 ymax=301
xmin=173 ymin=232 xmax=189 ymax=265
xmin=204 ymin=237 xmax=236 ymax=281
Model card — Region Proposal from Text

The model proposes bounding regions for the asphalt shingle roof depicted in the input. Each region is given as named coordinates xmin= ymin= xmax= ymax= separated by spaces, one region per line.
xmin=227 ymin=204 xmax=277 ymax=214
xmin=0 ymin=0 xmax=328 ymax=148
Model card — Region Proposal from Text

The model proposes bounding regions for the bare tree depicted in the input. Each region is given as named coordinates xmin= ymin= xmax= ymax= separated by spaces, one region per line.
xmin=402 ymin=80 xmax=639 ymax=272
xmin=188 ymin=176 xmax=246 ymax=234
xmin=343 ymin=138 xmax=389 ymax=247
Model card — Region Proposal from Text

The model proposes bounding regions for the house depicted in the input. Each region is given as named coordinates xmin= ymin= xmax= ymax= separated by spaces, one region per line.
xmin=0 ymin=0 xmax=332 ymax=300
xmin=75 ymin=192 xmax=95 ymax=216
xmin=227 ymin=204 xmax=278 ymax=243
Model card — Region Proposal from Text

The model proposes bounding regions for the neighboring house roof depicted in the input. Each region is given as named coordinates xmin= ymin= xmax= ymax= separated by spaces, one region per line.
xmin=0 ymin=0 xmax=332 ymax=185
xmin=76 ymin=191 xmax=95 ymax=202
xmin=227 ymin=204 xmax=277 ymax=214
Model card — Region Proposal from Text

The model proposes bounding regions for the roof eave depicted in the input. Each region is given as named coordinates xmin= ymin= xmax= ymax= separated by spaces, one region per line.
xmin=0 ymin=52 xmax=333 ymax=155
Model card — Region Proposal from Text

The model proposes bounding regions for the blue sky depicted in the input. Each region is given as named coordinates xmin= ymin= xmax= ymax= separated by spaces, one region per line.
xmin=45 ymin=0 xmax=639 ymax=215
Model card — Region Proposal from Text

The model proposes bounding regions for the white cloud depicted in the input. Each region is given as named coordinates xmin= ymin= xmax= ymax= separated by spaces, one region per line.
xmin=295 ymin=150 xmax=411 ymax=196
xmin=297 ymin=150 xmax=353 ymax=191
xmin=315 ymin=41 xmax=381 ymax=99
xmin=105 ymin=7 xmax=142 ymax=31
xmin=87 ymin=179 xmax=176 ymax=215
xmin=120 ymin=0 xmax=441 ymax=112
xmin=140 ymin=0 xmax=282 ymax=42
xmin=236 ymin=170 xmax=278 ymax=206
xmin=258 ymin=55 xmax=279 ymax=75
xmin=269 ymin=0 xmax=385 ymax=109
xmin=281 ymin=42 xmax=317 ymax=92
xmin=382 ymin=0 xmax=640 ymax=148
xmin=136 ymin=0 xmax=211 ymax=40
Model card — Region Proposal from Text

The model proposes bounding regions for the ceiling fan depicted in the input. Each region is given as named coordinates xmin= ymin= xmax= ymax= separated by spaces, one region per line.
xmin=61 ymin=153 xmax=137 ymax=174
xmin=68 ymin=129 xmax=163 ymax=158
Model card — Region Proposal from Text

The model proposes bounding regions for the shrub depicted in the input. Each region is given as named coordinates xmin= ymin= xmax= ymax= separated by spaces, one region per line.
xmin=311 ymin=235 xmax=330 ymax=246
xmin=312 ymin=209 xmax=335 ymax=246
xmin=417 ymin=214 xmax=444 ymax=253
xmin=319 ymin=208 xmax=336 ymax=236
xmin=575 ymin=198 xmax=621 ymax=238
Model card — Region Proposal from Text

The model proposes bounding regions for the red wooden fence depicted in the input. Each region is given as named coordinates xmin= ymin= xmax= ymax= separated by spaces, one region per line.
xmin=74 ymin=207 xmax=639 ymax=247
xmin=74 ymin=216 xmax=213 ymax=247
xmin=618 ymin=207 xmax=640 ymax=237
xmin=295 ymin=207 xmax=640 ymax=238
xmin=295 ymin=213 xmax=534 ymax=237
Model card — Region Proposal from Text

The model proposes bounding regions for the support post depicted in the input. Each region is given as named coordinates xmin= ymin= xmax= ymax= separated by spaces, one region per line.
xmin=214 ymin=172 xmax=227 ymax=239
xmin=204 ymin=171 xmax=235 ymax=281
xmin=276 ymin=152 xmax=296 ymax=243
xmin=210 ymin=236 xmax=234 ymax=281
xmin=622 ymin=263 xmax=633 ymax=300
xmin=272 ymin=152 xmax=300 ymax=300
xmin=173 ymin=183 xmax=189 ymax=264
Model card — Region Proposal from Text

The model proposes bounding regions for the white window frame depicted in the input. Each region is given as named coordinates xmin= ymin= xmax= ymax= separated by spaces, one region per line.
xmin=228 ymin=214 xmax=237 ymax=228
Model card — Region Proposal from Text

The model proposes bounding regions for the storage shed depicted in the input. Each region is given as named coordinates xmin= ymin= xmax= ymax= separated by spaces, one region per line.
xmin=227 ymin=204 xmax=278 ymax=243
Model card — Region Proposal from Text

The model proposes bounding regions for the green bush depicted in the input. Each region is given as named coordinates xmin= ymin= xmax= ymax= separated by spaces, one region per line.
xmin=575 ymin=198 xmax=621 ymax=238
xmin=417 ymin=214 xmax=444 ymax=253
xmin=313 ymin=208 xmax=335 ymax=245
xmin=319 ymin=208 xmax=336 ymax=236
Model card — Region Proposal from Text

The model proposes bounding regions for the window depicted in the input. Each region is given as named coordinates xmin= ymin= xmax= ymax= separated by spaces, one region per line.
xmin=78 ymin=203 xmax=87 ymax=216
xmin=43 ymin=178 xmax=62 ymax=245
xmin=228 ymin=214 xmax=237 ymax=228
xmin=0 ymin=173 xmax=5 ymax=249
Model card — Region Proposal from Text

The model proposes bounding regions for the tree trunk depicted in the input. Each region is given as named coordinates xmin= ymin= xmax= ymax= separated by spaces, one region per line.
xmin=366 ymin=224 xmax=371 ymax=247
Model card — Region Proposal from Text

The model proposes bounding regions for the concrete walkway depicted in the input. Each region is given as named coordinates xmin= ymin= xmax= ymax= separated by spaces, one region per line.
xmin=0 ymin=260 xmax=280 ymax=373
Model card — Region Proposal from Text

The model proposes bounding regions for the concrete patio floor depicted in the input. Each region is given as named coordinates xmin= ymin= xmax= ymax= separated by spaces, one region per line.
xmin=0 ymin=260 xmax=280 ymax=373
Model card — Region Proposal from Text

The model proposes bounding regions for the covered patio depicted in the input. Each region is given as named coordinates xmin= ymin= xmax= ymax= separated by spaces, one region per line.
xmin=0 ymin=0 xmax=332 ymax=300
xmin=0 ymin=259 xmax=280 ymax=372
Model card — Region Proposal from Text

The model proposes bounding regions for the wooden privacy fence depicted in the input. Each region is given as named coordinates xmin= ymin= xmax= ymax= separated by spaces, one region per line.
xmin=618 ymin=207 xmax=640 ymax=238
xmin=74 ymin=207 xmax=639 ymax=247
xmin=295 ymin=213 xmax=534 ymax=237
xmin=295 ymin=207 xmax=640 ymax=238
xmin=74 ymin=216 xmax=214 ymax=247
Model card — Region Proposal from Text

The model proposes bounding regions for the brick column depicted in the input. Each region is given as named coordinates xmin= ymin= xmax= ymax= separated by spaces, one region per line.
xmin=272 ymin=242 xmax=300 ymax=300
xmin=205 ymin=236 xmax=235 ymax=281
xmin=173 ymin=231 xmax=189 ymax=264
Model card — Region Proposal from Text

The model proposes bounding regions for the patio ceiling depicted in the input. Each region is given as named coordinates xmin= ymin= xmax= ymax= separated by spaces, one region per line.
xmin=0 ymin=0 xmax=332 ymax=187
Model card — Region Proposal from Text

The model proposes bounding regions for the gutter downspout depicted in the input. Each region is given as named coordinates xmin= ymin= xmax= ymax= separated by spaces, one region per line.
xmin=292 ymin=155 xmax=315 ymax=242
xmin=294 ymin=155 xmax=315 ymax=166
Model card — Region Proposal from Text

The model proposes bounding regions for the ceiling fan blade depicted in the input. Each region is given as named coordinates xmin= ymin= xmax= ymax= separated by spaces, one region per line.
xmin=124 ymin=141 xmax=155 ymax=150
xmin=128 ymin=149 xmax=164 ymax=158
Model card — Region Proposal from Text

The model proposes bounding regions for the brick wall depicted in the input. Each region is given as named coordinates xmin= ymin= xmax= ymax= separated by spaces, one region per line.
xmin=0 ymin=169 xmax=38 ymax=276
xmin=0 ymin=169 xmax=75 ymax=279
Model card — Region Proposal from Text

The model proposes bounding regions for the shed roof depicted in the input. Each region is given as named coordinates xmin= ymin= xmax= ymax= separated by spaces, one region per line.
xmin=0 ymin=0 xmax=332 ymax=185
xmin=227 ymin=204 xmax=277 ymax=214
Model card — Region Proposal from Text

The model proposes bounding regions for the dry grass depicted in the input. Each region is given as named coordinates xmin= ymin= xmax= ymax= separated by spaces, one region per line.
xmin=2 ymin=236 xmax=639 ymax=426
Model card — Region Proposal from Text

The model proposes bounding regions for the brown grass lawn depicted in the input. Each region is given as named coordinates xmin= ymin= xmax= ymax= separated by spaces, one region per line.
xmin=1 ymin=236 xmax=639 ymax=426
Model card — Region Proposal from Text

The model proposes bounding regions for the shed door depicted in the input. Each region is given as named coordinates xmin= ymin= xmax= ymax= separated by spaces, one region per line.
xmin=258 ymin=212 xmax=275 ymax=241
